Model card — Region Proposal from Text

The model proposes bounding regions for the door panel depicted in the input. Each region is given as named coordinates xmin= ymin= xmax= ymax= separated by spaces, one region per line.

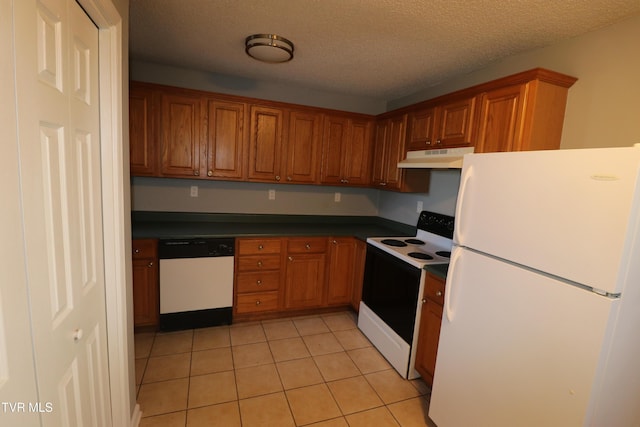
xmin=15 ymin=0 xmax=111 ymax=425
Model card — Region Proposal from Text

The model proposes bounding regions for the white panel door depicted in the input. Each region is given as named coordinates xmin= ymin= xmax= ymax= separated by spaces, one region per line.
xmin=14 ymin=0 xmax=112 ymax=425
xmin=429 ymin=246 xmax=615 ymax=427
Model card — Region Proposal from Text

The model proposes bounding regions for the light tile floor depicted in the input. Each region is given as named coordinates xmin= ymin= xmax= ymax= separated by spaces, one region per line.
xmin=135 ymin=311 xmax=437 ymax=427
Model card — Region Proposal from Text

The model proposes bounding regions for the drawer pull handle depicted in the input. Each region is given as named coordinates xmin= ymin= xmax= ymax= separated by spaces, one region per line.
xmin=207 ymin=170 xmax=213 ymax=177
xmin=258 ymin=244 xmax=264 ymax=250
xmin=257 ymin=280 xmax=262 ymax=286
xmin=134 ymin=248 xmax=140 ymax=254
xmin=436 ymin=291 xmax=443 ymax=297
xmin=255 ymin=300 xmax=261 ymax=305
xmin=332 ymin=240 xmax=337 ymax=245
xmin=421 ymin=299 xmax=427 ymax=304
xmin=288 ymin=256 xmax=293 ymax=261
xmin=305 ymin=244 xmax=311 ymax=250
xmin=257 ymin=261 xmax=263 ymax=267
xmin=147 ymin=262 xmax=154 ymax=268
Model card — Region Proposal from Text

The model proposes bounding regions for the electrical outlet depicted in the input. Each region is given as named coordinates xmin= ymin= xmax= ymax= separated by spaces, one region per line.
xmin=190 ymin=185 xmax=198 ymax=197
xmin=334 ymin=192 xmax=341 ymax=202
xmin=268 ymin=189 xmax=276 ymax=200
xmin=416 ymin=200 xmax=423 ymax=213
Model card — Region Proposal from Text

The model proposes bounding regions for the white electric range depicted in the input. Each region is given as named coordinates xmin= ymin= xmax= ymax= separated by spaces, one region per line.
xmin=358 ymin=211 xmax=454 ymax=379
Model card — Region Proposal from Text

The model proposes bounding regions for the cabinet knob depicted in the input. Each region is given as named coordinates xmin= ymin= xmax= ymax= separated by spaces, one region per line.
xmin=380 ymin=182 xmax=387 ymax=186
xmin=257 ymin=280 xmax=262 ymax=286
xmin=340 ymin=179 xmax=346 ymax=183
xmin=288 ymin=256 xmax=293 ymax=261
xmin=436 ymin=291 xmax=443 ymax=297
xmin=257 ymin=261 xmax=263 ymax=267
xmin=258 ymin=244 xmax=264 ymax=250
xmin=436 ymin=139 xmax=442 ymax=145
xmin=287 ymin=176 xmax=292 ymax=181
xmin=275 ymin=175 xmax=281 ymax=181
xmin=421 ymin=299 xmax=427 ymax=304
xmin=207 ymin=170 xmax=213 ymax=177
xmin=134 ymin=248 xmax=140 ymax=254
xmin=426 ymin=139 xmax=432 ymax=145
xmin=332 ymin=240 xmax=337 ymax=245
xmin=255 ymin=300 xmax=261 ymax=305
xmin=343 ymin=179 xmax=349 ymax=184
xmin=305 ymin=244 xmax=311 ymax=250
xmin=193 ymin=170 xmax=199 ymax=176
xmin=147 ymin=262 xmax=154 ymax=268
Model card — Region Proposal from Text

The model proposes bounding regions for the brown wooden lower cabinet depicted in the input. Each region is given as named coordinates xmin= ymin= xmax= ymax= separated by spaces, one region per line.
xmin=132 ymin=239 xmax=159 ymax=328
xmin=415 ymin=272 xmax=446 ymax=386
xmin=234 ymin=236 xmax=367 ymax=321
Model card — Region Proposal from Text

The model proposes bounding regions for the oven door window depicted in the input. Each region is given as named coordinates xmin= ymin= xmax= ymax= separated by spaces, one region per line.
xmin=362 ymin=244 xmax=422 ymax=344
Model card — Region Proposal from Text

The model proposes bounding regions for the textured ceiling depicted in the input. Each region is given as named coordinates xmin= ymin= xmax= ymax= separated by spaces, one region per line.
xmin=129 ymin=0 xmax=640 ymax=100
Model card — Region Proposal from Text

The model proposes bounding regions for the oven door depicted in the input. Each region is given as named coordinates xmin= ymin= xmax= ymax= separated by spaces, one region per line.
xmin=362 ymin=244 xmax=422 ymax=344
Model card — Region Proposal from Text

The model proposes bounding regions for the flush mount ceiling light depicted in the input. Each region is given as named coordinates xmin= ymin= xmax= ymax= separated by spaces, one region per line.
xmin=245 ymin=34 xmax=294 ymax=63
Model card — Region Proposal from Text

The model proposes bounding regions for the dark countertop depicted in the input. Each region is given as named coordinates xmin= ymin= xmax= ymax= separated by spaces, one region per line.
xmin=131 ymin=211 xmax=416 ymax=241
xmin=424 ymin=263 xmax=449 ymax=279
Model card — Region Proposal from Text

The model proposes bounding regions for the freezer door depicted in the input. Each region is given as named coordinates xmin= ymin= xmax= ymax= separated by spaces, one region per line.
xmin=454 ymin=147 xmax=640 ymax=294
xmin=429 ymin=247 xmax=615 ymax=427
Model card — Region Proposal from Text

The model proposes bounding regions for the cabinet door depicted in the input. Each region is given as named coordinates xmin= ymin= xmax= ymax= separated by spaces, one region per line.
xmin=474 ymin=84 xmax=526 ymax=153
xmin=414 ymin=298 xmax=443 ymax=386
xmin=434 ymin=97 xmax=476 ymax=148
xmin=132 ymin=258 xmax=159 ymax=327
xmin=371 ymin=119 xmax=388 ymax=187
xmin=320 ymin=115 xmax=349 ymax=185
xmin=160 ymin=91 xmax=203 ymax=177
xmin=205 ymin=99 xmax=246 ymax=179
xmin=406 ymin=107 xmax=436 ymax=151
xmin=342 ymin=119 xmax=372 ymax=186
xmin=129 ymin=84 xmax=158 ymax=176
xmin=326 ymin=238 xmax=357 ymax=306
xmin=248 ymin=105 xmax=284 ymax=182
xmin=285 ymin=110 xmax=322 ymax=184
xmin=284 ymin=253 xmax=326 ymax=309
xmin=383 ymin=114 xmax=407 ymax=190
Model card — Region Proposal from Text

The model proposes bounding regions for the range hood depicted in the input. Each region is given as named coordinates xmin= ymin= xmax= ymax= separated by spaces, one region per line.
xmin=397 ymin=147 xmax=475 ymax=169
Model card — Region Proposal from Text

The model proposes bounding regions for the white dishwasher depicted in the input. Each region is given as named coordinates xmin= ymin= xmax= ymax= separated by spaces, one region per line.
xmin=158 ymin=238 xmax=234 ymax=331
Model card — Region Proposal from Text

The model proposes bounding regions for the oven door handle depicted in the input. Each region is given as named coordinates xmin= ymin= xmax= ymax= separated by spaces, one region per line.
xmin=444 ymin=246 xmax=462 ymax=322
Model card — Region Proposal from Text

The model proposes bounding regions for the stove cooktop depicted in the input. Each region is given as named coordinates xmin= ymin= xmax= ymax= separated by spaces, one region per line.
xmin=366 ymin=211 xmax=454 ymax=269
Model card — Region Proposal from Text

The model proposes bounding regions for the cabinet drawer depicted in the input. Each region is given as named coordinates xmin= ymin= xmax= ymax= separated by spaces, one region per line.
xmin=237 ymin=238 xmax=282 ymax=256
xmin=236 ymin=271 xmax=280 ymax=293
xmin=425 ymin=273 xmax=446 ymax=306
xmin=132 ymin=239 xmax=157 ymax=260
xmin=287 ymin=237 xmax=327 ymax=254
xmin=237 ymin=254 xmax=281 ymax=272
xmin=236 ymin=292 xmax=279 ymax=313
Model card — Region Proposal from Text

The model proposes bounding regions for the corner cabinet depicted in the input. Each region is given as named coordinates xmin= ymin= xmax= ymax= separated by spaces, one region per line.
xmin=474 ymin=72 xmax=577 ymax=152
xmin=132 ymin=239 xmax=159 ymax=328
xmin=415 ymin=272 xmax=446 ymax=386
xmin=372 ymin=114 xmax=430 ymax=192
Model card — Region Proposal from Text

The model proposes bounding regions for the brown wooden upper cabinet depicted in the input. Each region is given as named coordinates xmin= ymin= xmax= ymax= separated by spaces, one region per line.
xmin=406 ymin=96 xmax=476 ymax=151
xmin=129 ymin=84 xmax=157 ymax=176
xmin=247 ymin=105 xmax=285 ymax=182
xmin=474 ymin=73 xmax=577 ymax=153
xmin=129 ymin=69 xmax=576 ymax=189
xmin=204 ymin=99 xmax=246 ymax=180
xmin=320 ymin=115 xmax=373 ymax=186
xmin=160 ymin=90 xmax=203 ymax=178
xmin=284 ymin=110 xmax=323 ymax=184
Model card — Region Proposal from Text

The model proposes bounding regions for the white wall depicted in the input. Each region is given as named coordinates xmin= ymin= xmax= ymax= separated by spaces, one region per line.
xmin=132 ymin=177 xmax=379 ymax=216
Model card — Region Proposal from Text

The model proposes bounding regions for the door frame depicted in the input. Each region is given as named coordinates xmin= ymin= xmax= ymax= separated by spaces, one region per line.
xmin=75 ymin=0 xmax=136 ymax=425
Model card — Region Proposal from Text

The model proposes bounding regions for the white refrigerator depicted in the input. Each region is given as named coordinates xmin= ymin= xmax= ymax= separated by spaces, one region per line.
xmin=429 ymin=146 xmax=640 ymax=427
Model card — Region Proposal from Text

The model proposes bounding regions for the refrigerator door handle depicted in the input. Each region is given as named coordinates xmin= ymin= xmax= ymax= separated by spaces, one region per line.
xmin=445 ymin=247 xmax=462 ymax=322
xmin=454 ymin=164 xmax=473 ymax=244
